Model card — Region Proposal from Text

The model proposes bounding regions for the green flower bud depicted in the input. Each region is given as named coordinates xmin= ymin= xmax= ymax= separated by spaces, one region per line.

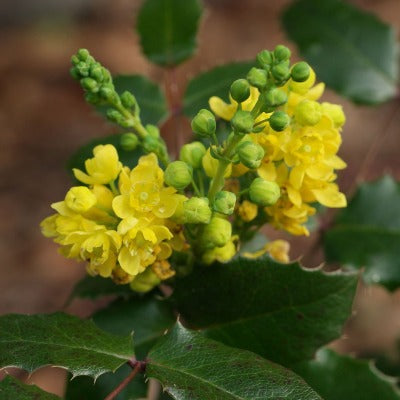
xmin=247 ymin=67 xmax=268 ymax=89
xmin=191 ymin=109 xmax=216 ymax=137
xmin=249 ymin=178 xmax=280 ymax=206
xmin=164 ymin=161 xmax=193 ymax=190
xmin=237 ymin=141 xmax=265 ymax=169
xmin=120 ymin=133 xmax=139 ymax=151
xmin=71 ymin=55 xmax=80 ymax=66
xmin=230 ymin=79 xmax=250 ymax=103
xmin=295 ymin=100 xmax=322 ymax=126
xmin=142 ymin=135 xmax=161 ymax=153
xmin=183 ymin=197 xmax=212 ymax=224
xmin=100 ymin=86 xmax=118 ymax=103
xmin=80 ymin=77 xmax=98 ymax=92
xmin=257 ymin=50 xmax=273 ymax=69
xmin=70 ymin=67 xmax=80 ymax=79
xmin=265 ymin=88 xmax=287 ymax=107
xmin=76 ymin=61 xmax=90 ymax=77
xmin=269 ymin=111 xmax=290 ymax=132
xmin=271 ymin=63 xmax=291 ymax=82
xmin=84 ymin=92 xmax=100 ymax=104
xmin=77 ymin=48 xmax=90 ymax=61
xmin=273 ymin=45 xmax=291 ymax=62
xmin=120 ymin=91 xmax=136 ymax=109
xmin=146 ymin=124 xmax=160 ymax=138
xmin=202 ymin=216 xmax=232 ymax=248
xmin=213 ymin=191 xmax=236 ymax=215
xmin=106 ymin=109 xmax=124 ymax=124
xmin=231 ymin=110 xmax=255 ymax=134
xmin=89 ymin=64 xmax=103 ymax=82
xmin=130 ymin=268 xmax=161 ymax=293
xmin=180 ymin=141 xmax=206 ymax=169
xmin=291 ymin=61 xmax=311 ymax=83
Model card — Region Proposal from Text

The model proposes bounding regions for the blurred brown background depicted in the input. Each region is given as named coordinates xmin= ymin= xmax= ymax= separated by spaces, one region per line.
xmin=0 ymin=0 xmax=399 ymax=396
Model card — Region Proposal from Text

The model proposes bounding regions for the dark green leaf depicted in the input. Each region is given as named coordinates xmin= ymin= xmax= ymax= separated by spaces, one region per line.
xmin=282 ymin=0 xmax=398 ymax=104
xmin=295 ymin=348 xmax=400 ymax=399
xmin=147 ymin=322 xmax=322 ymax=400
xmin=0 ymin=375 xmax=61 ymax=400
xmin=96 ymin=75 xmax=168 ymax=125
xmin=172 ymin=256 xmax=357 ymax=367
xmin=0 ymin=313 xmax=134 ymax=379
xmin=137 ymin=0 xmax=202 ymax=66
xmin=324 ymin=175 xmax=400 ymax=290
xmin=183 ymin=61 xmax=254 ymax=118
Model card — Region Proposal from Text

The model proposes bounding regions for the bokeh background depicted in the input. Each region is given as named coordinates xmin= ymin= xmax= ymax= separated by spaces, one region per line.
xmin=0 ymin=0 xmax=399 ymax=396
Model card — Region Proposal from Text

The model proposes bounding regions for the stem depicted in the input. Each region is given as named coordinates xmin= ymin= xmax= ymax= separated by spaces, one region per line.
xmin=104 ymin=361 xmax=144 ymax=400
xmin=191 ymin=177 xmax=201 ymax=197
xmin=109 ymin=180 xmax=119 ymax=196
xmin=197 ymin=170 xmax=205 ymax=196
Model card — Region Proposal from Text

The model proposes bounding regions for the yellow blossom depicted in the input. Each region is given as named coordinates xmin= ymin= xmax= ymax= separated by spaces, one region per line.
xmin=242 ymin=239 xmax=290 ymax=263
xmin=238 ymin=200 xmax=258 ymax=222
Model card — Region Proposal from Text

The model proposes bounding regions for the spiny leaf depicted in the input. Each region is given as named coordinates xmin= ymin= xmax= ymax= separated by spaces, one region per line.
xmin=172 ymin=255 xmax=357 ymax=367
xmin=147 ymin=322 xmax=322 ymax=400
xmin=0 ymin=313 xmax=134 ymax=379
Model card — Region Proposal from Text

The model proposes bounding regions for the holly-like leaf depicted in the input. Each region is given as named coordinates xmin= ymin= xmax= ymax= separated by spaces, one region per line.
xmin=0 ymin=313 xmax=134 ymax=379
xmin=282 ymin=0 xmax=398 ymax=104
xmin=172 ymin=256 xmax=357 ymax=367
xmin=147 ymin=322 xmax=322 ymax=400
xmin=0 ymin=375 xmax=61 ymax=400
xmin=183 ymin=61 xmax=254 ymax=118
xmin=295 ymin=348 xmax=400 ymax=400
xmin=324 ymin=175 xmax=400 ymax=290
xmin=137 ymin=0 xmax=202 ymax=66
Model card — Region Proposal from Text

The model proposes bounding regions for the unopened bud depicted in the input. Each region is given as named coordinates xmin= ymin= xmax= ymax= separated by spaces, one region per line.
xmin=249 ymin=178 xmax=280 ymax=206
xmin=77 ymin=48 xmax=90 ymax=61
xmin=100 ymin=86 xmax=118 ymax=103
xmin=202 ymin=216 xmax=232 ymax=248
xmin=274 ymin=45 xmax=291 ymax=62
xmin=295 ymin=100 xmax=322 ymax=126
xmin=231 ymin=110 xmax=255 ymax=134
xmin=120 ymin=133 xmax=139 ymax=151
xmin=106 ymin=109 xmax=124 ymax=124
xmin=146 ymin=124 xmax=160 ymax=138
xmin=164 ymin=161 xmax=193 ymax=190
xmin=76 ymin=61 xmax=90 ymax=77
xmin=142 ymin=135 xmax=161 ymax=153
xmin=203 ymin=240 xmax=236 ymax=264
xmin=257 ymin=50 xmax=273 ymax=69
xmin=247 ymin=67 xmax=268 ymax=90
xmin=180 ymin=141 xmax=206 ymax=169
xmin=321 ymin=103 xmax=346 ymax=128
xmin=265 ymin=88 xmax=287 ymax=107
xmin=230 ymin=79 xmax=250 ymax=103
xmin=183 ymin=197 xmax=212 ymax=224
xmin=213 ymin=191 xmax=236 ymax=215
xmin=291 ymin=61 xmax=311 ymax=83
xmin=120 ymin=91 xmax=136 ymax=109
xmin=130 ymin=268 xmax=161 ymax=293
xmin=269 ymin=111 xmax=290 ymax=132
xmin=237 ymin=141 xmax=264 ymax=169
xmin=80 ymin=77 xmax=98 ymax=93
xmin=89 ymin=64 xmax=103 ymax=82
xmin=65 ymin=186 xmax=97 ymax=213
xmin=191 ymin=109 xmax=216 ymax=137
xmin=271 ymin=63 xmax=291 ymax=82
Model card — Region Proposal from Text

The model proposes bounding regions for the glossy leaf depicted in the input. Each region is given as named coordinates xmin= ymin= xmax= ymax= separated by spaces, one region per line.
xmin=172 ymin=256 xmax=357 ymax=367
xmin=147 ymin=322 xmax=322 ymax=400
xmin=282 ymin=0 xmax=398 ymax=104
xmin=0 ymin=313 xmax=134 ymax=379
xmin=295 ymin=348 xmax=400 ymax=399
xmin=324 ymin=176 xmax=400 ymax=290
xmin=0 ymin=375 xmax=61 ymax=400
xmin=183 ymin=61 xmax=254 ymax=117
xmin=137 ymin=0 xmax=202 ymax=66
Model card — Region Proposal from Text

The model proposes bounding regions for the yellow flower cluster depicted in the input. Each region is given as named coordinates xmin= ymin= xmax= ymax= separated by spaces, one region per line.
xmin=41 ymin=144 xmax=186 ymax=289
xmin=210 ymin=68 xmax=346 ymax=236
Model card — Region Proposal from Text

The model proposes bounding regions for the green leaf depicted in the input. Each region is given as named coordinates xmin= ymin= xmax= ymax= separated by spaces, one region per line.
xmin=324 ymin=175 xmax=400 ymax=290
xmin=295 ymin=348 xmax=400 ymax=399
xmin=0 ymin=313 xmax=134 ymax=379
xmin=66 ymin=295 xmax=175 ymax=399
xmin=96 ymin=75 xmax=168 ymax=125
xmin=183 ymin=61 xmax=254 ymax=118
xmin=0 ymin=375 xmax=61 ymax=400
xmin=147 ymin=322 xmax=322 ymax=400
xmin=171 ymin=256 xmax=357 ymax=367
xmin=137 ymin=0 xmax=202 ymax=66
xmin=282 ymin=0 xmax=398 ymax=104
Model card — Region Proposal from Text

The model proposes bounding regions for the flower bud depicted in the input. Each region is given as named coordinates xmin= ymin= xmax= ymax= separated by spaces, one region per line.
xmin=237 ymin=141 xmax=264 ymax=169
xmin=76 ymin=61 xmax=90 ymax=77
xmin=256 ymin=50 xmax=273 ymax=69
xmin=274 ymin=45 xmax=291 ymax=62
xmin=183 ymin=197 xmax=212 ymax=224
xmin=230 ymin=79 xmax=251 ymax=103
xmin=65 ymin=186 xmax=97 ymax=213
xmin=120 ymin=133 xmax=139 ymax=151
xmin=238 ymin=200 xmax=258 ymax=222
xmin=106 ymin=109 xmax=124 ymax=125
xmin=265 ymin=88 xmax=287 ymax=107
xmin=164 ymin=161 xmax=193 ymax=190
xmin=180 ymin=141 xmax=206 ymax=169
xmin=271 ymin=63 xmax=291 ymax=82
xmin=247 ymin=67 xmax=268 ymax=90
xmin=269 ymin=111 xmax=290 ymax=132
xmin=291 ymin=61 xmax=311 ymax=83
xmin=120 ymin=91 xmax=136 ymax=109
xmin=146 ymin=124 xmax=160 ymax=138
xmin=202 ymin=216 xmax=232 ymax=248
xmin=130 ymin=268 xmax=161 ymax=293
xmin=89 ymin=64 xmax=103 ymax=82
xmin=213 ymin=191 xmax=236 ymax=215
xmin=80 ymin=77 xmax=98 ymax=92
xmin=100 ymin=86 xmax=118 ymax=103
xmin=77 ymin=48 xmax=90 ymax=61
xmin=321 ymin=102 xmax=346 ymax=128
xmin=191 ymin=109 xmax=216 ymax=137
xmin=142 ymin=135 xmax=162 ymax=153
xmin=249 ymin=178 xmax=280 ymax=206
xmin=231 ymin=110 xmax=255 ymax=134
xmin=295 ymin=100 xmax=322 ymax=126
xmin=203 ymin=240 xmax=236 ymax=264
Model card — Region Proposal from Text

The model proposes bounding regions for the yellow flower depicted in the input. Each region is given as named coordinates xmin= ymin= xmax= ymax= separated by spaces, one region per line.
xmin=202 ymin=149 xmax=232 ymax=178
xmin=202 ymin=239 xmax=237 ymax=264
xmin=238 ymin=200 xmax=258 ymax=222
xmin=242 ymin=239 xmax=290 ymax=263
xmin=73 ymin=144 xmax=122 ymax=185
